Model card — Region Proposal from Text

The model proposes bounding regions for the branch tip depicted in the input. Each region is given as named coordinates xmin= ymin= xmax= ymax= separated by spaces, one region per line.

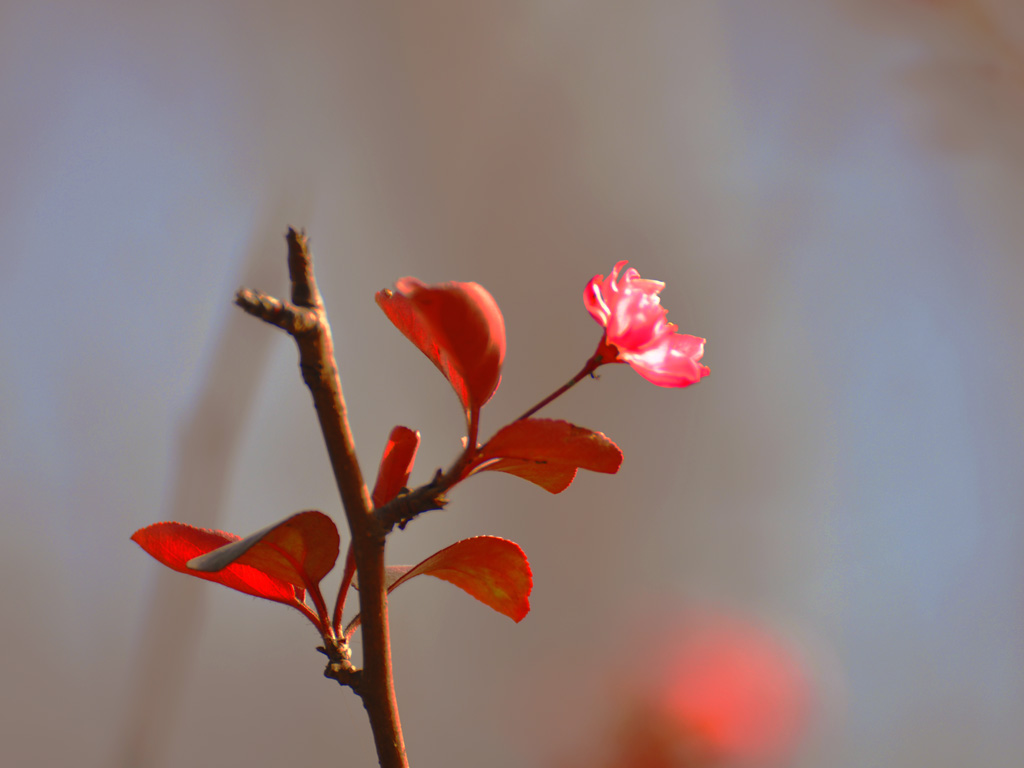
xmin=286 ymin=227 xmax=319 ymax=308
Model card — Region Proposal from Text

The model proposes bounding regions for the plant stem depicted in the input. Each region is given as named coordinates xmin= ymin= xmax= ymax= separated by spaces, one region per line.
xmin=516 ymin=349 xmax=606 ymax=421
xmin=332 ymin=545 xmax=357 ymax=635
xmin=236 ymin=229 xmax=408 ymax=768
xmin=375 ymin=349 xmax=613 ymax=534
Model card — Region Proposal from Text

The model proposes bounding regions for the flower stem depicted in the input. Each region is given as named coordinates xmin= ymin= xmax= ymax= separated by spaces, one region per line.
xmin=516 ymin=349 xmax=605 ymax=421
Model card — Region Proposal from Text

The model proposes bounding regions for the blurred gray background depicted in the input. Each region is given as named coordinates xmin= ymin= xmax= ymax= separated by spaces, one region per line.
xmin=3 ymin=1 xmax=1024 ymax=766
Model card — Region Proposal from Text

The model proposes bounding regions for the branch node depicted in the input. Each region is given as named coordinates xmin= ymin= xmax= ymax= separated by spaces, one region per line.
xmin=376 ymin=479 xmax=450 ymax=533
xmin=324 ymin=661 xmax=363 ymax=692
xmin=320 ymin=640 xmax=362 ymax=692
xmin=235 ymin=287 xmax=319 ymax=334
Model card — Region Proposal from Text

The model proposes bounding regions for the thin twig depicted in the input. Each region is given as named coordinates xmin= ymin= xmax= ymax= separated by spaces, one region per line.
xmin=236 ymin=229 xmax=408 ymax=768
xmin=376 ymin=355 xmax=611 ymax=532
xmin=515 ymin=350 xmax=605 ymax=422
xmin=374 ymin=449 xmax=474 ymax=533
xmin=332 ymin=544 xmax=357 ymax=635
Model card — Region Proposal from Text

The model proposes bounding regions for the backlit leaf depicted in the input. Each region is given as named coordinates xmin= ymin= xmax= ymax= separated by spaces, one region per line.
xmin=131 ymin=522 xmax=297 ymax=605
xmin=376 ymin=279 xmax=505 ymax=414
xmin=392 ymin=536 xmax=532 ymax=622
xmin=469 ymin=418 xmax=623 ymax=493
xmin=349 ymin=536 xmax=532 ymax=631
xmin=187 ymin=510 xmax=339 ymax=591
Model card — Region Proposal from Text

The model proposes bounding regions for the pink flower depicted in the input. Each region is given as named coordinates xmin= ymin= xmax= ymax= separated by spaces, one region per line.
xmin=584 ymin=261 xmax=709 ymax=387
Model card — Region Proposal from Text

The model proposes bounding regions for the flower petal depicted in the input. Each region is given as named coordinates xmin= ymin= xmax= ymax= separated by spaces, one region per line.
xmin=624 ymin=334 xmax=710 ymax=388
xmin=583 ymin=275 xmax=612 ymax=325
xmin=607 ymin=284 xmax=666 ymax=348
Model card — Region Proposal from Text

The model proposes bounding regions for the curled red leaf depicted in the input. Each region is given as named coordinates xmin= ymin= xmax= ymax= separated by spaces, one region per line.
xmin=131 ymin=522 xmax=297 ymax=605
xmin=469 ymin=418 xmax=623 ymax=493
xmin=376 ymin=278 xmax=505 ymax=416
xmin=187 ymin=510 xmax=339 ymax=592
xmin=371 ymin=426 xmax=420 ymax=508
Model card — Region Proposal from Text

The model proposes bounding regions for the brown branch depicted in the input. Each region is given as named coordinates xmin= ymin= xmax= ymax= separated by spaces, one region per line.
xmin=376 ymin=352 xmax=604 ymax=532
xmin=375 ymin=469 xmax=452 ymax=533
xmin=236 ymin=229 xmax=408 ymax=768
xmin=234 ymin=288 xmax=319 ymax=334
xmin=374 ymin=434 xmax=488 ymax=533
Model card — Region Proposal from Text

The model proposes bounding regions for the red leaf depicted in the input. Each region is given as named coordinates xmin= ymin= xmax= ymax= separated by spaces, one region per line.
xmin=472 ymin=458 xmax=580 ymax=494
xmin=131 ymin=522 xmax=298 ymax=605
xmin=349 ymin=536 xmax=532 ymax=631
xmin=186 ymin=510 xmax=339 ymax=591
xmin=392 ymin=536 xmax=532 ymax=622
xmin=376 ymin=279 xmax=505 ymax=415
xmin=372 ymin=426 xmax=420 ymax=508
xmin=470 ymin=418 xmax=623 ymax=493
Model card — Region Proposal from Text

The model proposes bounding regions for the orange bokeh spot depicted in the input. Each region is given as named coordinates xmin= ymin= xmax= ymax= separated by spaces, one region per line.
xmin=656 ymin=618 xmax=810 ymax=763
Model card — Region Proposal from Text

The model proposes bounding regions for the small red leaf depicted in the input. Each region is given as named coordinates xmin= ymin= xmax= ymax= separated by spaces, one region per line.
xmin=348 ymin=536 xmax=532 ymax=633
xmin=372 ymin=426 xmax=421 ymax=508
xmin=392 ymin=536 xmax=532 ymax=622
xmin=470 ymin=418 xmax=623 ymax=493
xmin=187 ymin=510 xmax=339 ymax=591
xmin=376 ymin=279 xmax=505 ymax=415
xmin=131 ymin=522 xmax=297 ymax=605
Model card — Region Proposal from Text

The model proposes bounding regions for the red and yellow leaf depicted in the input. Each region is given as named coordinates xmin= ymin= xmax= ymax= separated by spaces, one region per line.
xmin=131 ymin=522 xmax=297 ymax=605
xmin=349 ymin=536 xmax=532 ymax=632
xmin=470 ymin=418 xmax=623 ymax=493
xmin=372 ymin=426 xmax=420 ymax=508
xmin=391 ymin=536 xmax=532 ymax=622
xmin=186 ymin=510 xmax=339 ymax=591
